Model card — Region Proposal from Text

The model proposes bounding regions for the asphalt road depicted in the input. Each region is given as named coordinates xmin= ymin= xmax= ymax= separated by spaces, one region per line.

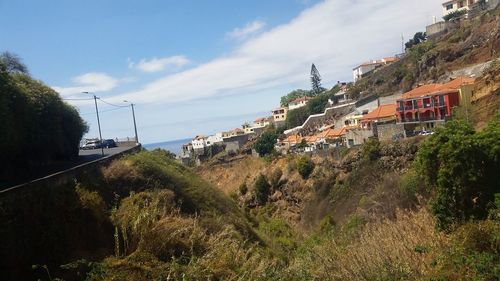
xmin=78 ymin=146 xmax=133 ymax=161
xmin=0 ymin=145 xmax=137 ymax=190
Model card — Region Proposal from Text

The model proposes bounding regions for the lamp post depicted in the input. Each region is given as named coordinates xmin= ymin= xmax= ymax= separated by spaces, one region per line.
xmin=124 ymin=100 xmax=139 ymax=144
xmin=83 ymin=91 xmax=105 ymax=156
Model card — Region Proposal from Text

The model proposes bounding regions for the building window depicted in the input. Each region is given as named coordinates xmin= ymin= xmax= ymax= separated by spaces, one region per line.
xmin=446 ymin=4 xmax=453 ymax=10
xmin=458 ymin=1 xmax=464 ymax=8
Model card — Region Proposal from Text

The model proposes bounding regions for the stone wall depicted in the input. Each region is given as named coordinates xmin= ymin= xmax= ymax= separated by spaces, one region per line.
xmin=375 ymin=123 xmax=405 ymax=142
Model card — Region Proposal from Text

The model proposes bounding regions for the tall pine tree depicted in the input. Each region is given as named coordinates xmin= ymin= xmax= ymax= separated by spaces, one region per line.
xmin=310 ymin=63 xmax=323 ymax=95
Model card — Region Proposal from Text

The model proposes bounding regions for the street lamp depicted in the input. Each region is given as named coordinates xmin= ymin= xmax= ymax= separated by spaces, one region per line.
xmin=123 ymin=100 xmax=139 ymax=144
xmin=82 ymin=91 xmax=105 ymax=156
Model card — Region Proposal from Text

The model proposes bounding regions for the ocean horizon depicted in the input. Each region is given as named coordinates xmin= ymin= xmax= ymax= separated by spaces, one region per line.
xmin=143 ymin=138 xmax=191 ymax=156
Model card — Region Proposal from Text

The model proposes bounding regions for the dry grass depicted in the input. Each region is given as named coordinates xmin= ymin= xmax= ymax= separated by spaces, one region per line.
xmin=289 ymin=208 xmax=446 ymax=280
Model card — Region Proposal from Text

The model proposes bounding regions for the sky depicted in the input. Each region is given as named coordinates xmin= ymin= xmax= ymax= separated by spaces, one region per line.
xmin=0 ymin=0 xmax=443 ymax=144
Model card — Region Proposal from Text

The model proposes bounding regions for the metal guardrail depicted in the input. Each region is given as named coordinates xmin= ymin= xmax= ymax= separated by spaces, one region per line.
xmin=0 ymin=144 xmax=141 ymax=196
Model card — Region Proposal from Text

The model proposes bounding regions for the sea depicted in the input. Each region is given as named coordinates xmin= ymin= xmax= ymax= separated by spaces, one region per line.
xmin=143 ymin=138 xmax=191 ymax=156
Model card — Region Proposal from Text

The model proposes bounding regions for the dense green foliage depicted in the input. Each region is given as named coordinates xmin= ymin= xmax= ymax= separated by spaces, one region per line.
xmin=254 ymin=174 xmax=271 ymax=204
xmin=280 ymin=89 xmax=312 ymax=107
xmin=404 ymin=31 xmax=427 ymax=50
xmin=361 ymin=138 xmax=380 ymax=161
xmin=415 ymin=119 xmax=499 ymax=230
xmin=284 ymin=85 xmax=341 ymax=129
xmin=254 ymin=130 xmax=277 ymax=156
xmin=0 ymin=57 xmax=88 ymax=183
xmin=296 ymin=156 xmax=315 ymax=179
xmin=443 ymin=9 xmax=467 ymax=21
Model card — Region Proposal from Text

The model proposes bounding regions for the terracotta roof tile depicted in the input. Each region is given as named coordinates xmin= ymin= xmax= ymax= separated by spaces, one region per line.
xmin=361 ymin=104 xmax=397 ymax=121
xmin=401 ymin=77 xmax=475 ymax=99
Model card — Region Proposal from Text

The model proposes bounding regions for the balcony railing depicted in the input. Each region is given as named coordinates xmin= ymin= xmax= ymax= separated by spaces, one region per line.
xmin=399 ymin=116 xmax=446 ymax=123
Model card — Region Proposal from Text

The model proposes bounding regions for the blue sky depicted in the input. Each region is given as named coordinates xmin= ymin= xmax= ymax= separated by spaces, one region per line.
xmin=0 ymin=0 xmax=442 ymax=144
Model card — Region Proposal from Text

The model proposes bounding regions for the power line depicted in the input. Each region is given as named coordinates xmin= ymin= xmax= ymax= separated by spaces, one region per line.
xmin=80 ymin=107 xmax=126 ymax=116
xmin=63 ymin=97 xmax=94 ymax=101
xmin=97 ymin=97 xmax=129 ymax=108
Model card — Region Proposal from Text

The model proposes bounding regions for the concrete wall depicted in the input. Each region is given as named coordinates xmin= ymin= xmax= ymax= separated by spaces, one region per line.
xmin=223 ymin=134 xmax=250 ymax=153
xmin=375 ymin=123 xmax=405 ymax=142
xmin=345 ymin=128 xmax=374 ymax=147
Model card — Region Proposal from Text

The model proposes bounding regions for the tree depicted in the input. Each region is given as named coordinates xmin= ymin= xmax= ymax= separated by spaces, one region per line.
xmin=405 ymin=32 xmax=427 ymax=50
xmin=0 ymin=51 xmax=28 ymax=74
xmin=254 ymin=130 xmax=277 ymax=157
xmin=285 ymin=106 xmax=310 ymax=129
xmin=415 ymin=119 xmax=499 ymax=230
xmin=280 ymin=89 xmax=312 ymax=107
xmin=254 ymin=174 xmax=271 ymax=204
xmin=310 ymin=63 xmax=324 ymax=95
xmin=296 ymin=156 xmax=315 ymax=179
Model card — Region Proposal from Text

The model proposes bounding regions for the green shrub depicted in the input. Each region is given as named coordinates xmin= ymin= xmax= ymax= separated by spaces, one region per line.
xmin=296 ymin=156 xmax=315 ymax=179
xmin=429 ymin=219 xmax=499 ymax=280
xmin=415 ymin=119 xmax=499 ymax=230
xmin=239 ymin=182 xmax=248 ymax=195
xmin=361 ymin=138 xmax=380 ymax=161
xmin=254 ymin=130 xmax=277 ymax=157
xmin=254 ymin=174 xmax=271 ymax=204
xmin=443 ymin=9 xmax=467 ymax=21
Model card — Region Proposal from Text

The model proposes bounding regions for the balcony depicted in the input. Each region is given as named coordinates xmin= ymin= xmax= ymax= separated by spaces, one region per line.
xmin=398 ymin=116 xmax=446 ymax=124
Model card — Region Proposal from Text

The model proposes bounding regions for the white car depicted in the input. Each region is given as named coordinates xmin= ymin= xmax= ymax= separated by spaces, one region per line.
xmin=81 ymin=140 xmax=101 ymax=150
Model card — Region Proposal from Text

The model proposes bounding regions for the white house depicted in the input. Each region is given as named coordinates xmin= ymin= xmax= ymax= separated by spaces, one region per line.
xmin=206 ymin=133 xmax=223 ymax=146
xmin=442 ymin=0 xmax=477 ymax=16
xmin=288 ymin=96 xmax=311 ymax=110
xmin=353 ymin=57 xmax=399 ymax=83
xmin=192 ymin=135 xmax=208 ymax=150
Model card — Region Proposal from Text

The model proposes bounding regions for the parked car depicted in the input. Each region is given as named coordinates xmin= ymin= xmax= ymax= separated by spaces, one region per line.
xmin=102 ymin=139 xmax=117 ymax=148
xmin=81 ymin=140 xmax=102 ymax=150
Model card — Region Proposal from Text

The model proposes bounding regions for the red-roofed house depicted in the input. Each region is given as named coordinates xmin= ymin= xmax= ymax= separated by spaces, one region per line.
xmin=360 ymin=104 xmax=397 ymax=129
xmin=396 ymin=77 xmax=474 ymax=127
xmin=288 ymin=96 xmax=312 ymax=110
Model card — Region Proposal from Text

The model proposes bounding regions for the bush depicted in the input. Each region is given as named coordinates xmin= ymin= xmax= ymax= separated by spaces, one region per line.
xmin=254 ymin=174 xmax=271 ymax=204
xmin=254 ymin=130 xmax=277 ymax=157
xmin=429 ymin=219 xmax=499 ymax=280
xmin=269 ymin=168 xmax=283 ymax=188
xmin=239 ymin=182 xmax=248 ymax=195
xmin=361 ymin=138 xmax=380 ymax=161
xmin=443 ymin=9 xmax=467 ymax=21
xmin=415 ymin=119 xmax=499 ymax=230
xmin=296 ymin=156 xmax=315 ymax=179
xmin=0 ymin=56 xmax=88 ymax=183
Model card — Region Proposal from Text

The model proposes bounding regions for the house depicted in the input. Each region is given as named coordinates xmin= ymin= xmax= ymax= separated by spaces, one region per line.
xmin=360 ymin=104 xmax=397 ymax=129
xmin=288 ymin=96 xmax=311 ymax=110
xmin=396 ymin=77 xmax=475 ymax=130
xmin=272 ymin=107 xmax=288 ymax=126
xmin=442 ymin=0 xmax=477 ymax=16
xmin=192 ymin=135 xmax=208 ymax=150
xmin=319 ymin=127 xmax=348 ymax=147
xmin=353 ymin=57 xmax=399 ymax=83
xmin=222 ymin=128 xmax=245 ymax=139
xmin=253 ymin=117 xmax=270 ymax=128
xmin=206 ymin=133 xmax=223 ymax=146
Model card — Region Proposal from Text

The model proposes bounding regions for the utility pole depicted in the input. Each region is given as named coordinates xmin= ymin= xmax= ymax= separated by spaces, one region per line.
xmin=83 ymin=92 xmax=105 ymax=156
xmin=124 ymin=100 xmax=139 ymax=144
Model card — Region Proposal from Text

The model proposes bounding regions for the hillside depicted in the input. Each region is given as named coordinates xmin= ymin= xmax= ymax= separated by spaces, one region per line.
xmin=349 ymin=8 xmax=500 ymax=98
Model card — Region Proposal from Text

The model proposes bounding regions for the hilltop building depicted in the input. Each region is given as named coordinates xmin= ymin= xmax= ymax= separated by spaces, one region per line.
xmin=442 ymin=0 xmax=477 ymax=16
xmin=272 ymin=107 xmax=288 ymax=127
xmin=288 ymin=96 xmax=311 ymax=110
xmin=353 ymin=57 xmax=399 ymax=83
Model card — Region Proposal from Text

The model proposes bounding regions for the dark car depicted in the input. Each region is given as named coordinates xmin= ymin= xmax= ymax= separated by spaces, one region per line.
xmin=102 ymin=139 xmax=117 ymax=148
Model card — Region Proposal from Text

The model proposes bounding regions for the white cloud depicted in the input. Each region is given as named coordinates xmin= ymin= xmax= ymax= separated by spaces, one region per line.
xmin=226 ymin=20 xmax=266 ymax=40
xmin=52 ymin=72 xmax=118 ymax=96
xmin=129 ymin=56 xmax=190 ymax=73
xmin=112 ymin=0 xmax=442 ymax=105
